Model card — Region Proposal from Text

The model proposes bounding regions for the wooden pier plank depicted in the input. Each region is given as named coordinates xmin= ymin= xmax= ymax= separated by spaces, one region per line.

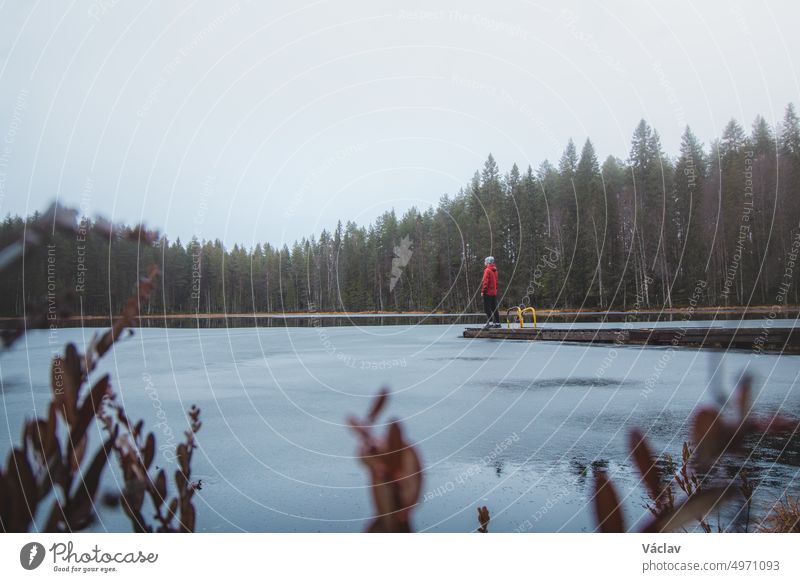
xmin=462 ymin=326 xmax=799 ymax=354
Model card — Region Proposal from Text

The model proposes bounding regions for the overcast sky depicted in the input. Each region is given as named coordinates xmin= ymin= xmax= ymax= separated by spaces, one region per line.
xmin=1 ymin=0 xmax=798 ymax=247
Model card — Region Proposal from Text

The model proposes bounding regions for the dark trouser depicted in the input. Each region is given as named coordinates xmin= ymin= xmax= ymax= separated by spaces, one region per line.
xmin=483 ymin=294 xmax=500 ymax=324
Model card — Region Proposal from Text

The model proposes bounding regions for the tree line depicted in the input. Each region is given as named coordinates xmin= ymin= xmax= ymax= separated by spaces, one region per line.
xmin=2 ymin=104 xmax=799 ymax=318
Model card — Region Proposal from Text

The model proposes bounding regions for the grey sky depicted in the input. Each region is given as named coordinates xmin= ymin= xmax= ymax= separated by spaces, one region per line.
xmin=1 ymin=0 xmax=798 ymax=248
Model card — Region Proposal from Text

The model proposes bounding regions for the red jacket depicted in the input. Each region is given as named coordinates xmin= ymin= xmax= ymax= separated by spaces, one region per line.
xmin=481 ymin=263 xmax=498 ymax=296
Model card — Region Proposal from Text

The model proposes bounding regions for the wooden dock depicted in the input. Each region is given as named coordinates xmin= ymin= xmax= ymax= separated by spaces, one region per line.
xmin=463 ymin=326 xmax=800 ymax=354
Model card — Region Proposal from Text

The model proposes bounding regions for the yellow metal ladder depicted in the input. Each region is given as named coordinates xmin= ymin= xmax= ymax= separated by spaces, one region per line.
xmin=505 ymin=306 xmax=537 ymax=329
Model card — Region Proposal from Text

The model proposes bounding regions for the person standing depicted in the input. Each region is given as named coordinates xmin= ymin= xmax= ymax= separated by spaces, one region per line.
xmin=481 ymin=256 xmax=500 ymax=328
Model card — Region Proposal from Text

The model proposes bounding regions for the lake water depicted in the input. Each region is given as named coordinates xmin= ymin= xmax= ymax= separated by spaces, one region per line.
xmin=1 ymin=320 xmax=798 ymax=532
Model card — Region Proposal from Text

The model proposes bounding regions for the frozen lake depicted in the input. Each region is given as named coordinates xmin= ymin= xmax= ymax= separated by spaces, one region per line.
xmin=1 ymin=320 xmax=799 ymax=532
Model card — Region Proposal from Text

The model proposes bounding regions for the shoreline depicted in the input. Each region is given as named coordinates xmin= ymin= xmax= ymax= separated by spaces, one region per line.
xmin=1 ymin=305 xmax=798 ymax=323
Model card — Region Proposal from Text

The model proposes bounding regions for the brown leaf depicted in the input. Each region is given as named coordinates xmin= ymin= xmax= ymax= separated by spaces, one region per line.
xmin=176 ymin=443 xmax=189 ymax=475
xmin=69 ymin=435 xmax=88 ymax=473
xmin=174 ymin=469 xmax=187 ymax=492
xmin=52 ymin=344 xmax=83 ymax=423
xmin=68 ymin=436 xmax=113 ymax=527
xmin=691 ymin=407 xmax=731 ymax=467
xmin=396 ymin=445 xmax=423 ymax=512
xmin=628 ymin=429 xmax=663 ymax=505
xmin=72 ymin=375 xmax=111 ymax=440
xmin=168 ymin=498 xmax=179 ymax=521
xmin=5 ymin=448 xmax=38 ymax=531
xmin=180 ymin=501 xmax=196 ymax=532
xmin=142 ymin=433 xmax=155 ymax=469
xmin=46 ymin=403 xmax=59 ymax=457
xmin=593 ymin=470 xmax=625 ymax=533
xmin=477 ymin=506 xmax=490 ymax=533
xmin=367 ymin=388 xmax=389 ymax=423
xmin=0 ymin=469 xmax=10 ymax=527
xmin=386 ymin=421 xmax=405 ymax=471
xmin=93 ymin=330 xmax=115 ymax=359
xmin=152 ymin=470 xmax=167 ymax=507
xmin=44 ymin=499 xmax=67 ymax=533
xmin=122 ymin=479 xmax=146 ymax=514
xmin=25 ymin=419 xmax=51 ymax=465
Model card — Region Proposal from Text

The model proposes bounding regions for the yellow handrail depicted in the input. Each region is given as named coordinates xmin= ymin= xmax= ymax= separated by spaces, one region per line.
xmin=506 ymin=306 xmax=537 ymax=329
xmin=505 ymin=307 xmax=521 ymax=329
xmin=522 ymin=306 xmax=537 ymax=329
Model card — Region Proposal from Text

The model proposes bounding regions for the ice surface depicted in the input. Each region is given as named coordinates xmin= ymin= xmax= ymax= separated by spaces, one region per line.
xmin=1 ymin=321 xmax=798 ymax=532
